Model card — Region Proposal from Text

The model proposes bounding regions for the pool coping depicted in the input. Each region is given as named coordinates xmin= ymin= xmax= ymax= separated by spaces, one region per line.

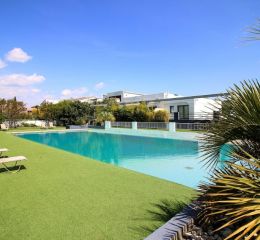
xmin=12 ymin=128 xmax=204 ymax=142
xmin=144 ymin=203 xmax=198 ymax=240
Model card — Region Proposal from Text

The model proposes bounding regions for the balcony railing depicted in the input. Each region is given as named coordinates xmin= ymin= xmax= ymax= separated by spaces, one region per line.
xmin=137 ymin=122 xmax=169 ymax=130
xmin=111 ymin=121 xmax=132 ymax=128
xmin=171 ymin=112 xmax=219 ymax=121
xmin=176 ymin=122 xmax=211 ymax=131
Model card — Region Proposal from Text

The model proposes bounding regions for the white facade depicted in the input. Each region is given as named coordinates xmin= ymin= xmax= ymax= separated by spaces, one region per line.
xmin=104 ymin=91 xmax=143 ymax=102
xmin=75 ymin=96 xmax=103 ymax=103
xmin=122 ymin=92 xmax=178 ymax=103
xmin=153 ymin=98 xmax=219 ymax=120
xmin=42 ymin=96 xmax=102 ymax=105
xmin=104 ymin=91 xmax=179 ymax=103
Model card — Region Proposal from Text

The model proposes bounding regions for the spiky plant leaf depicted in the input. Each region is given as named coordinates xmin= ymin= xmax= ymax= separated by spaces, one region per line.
xmin=247 ymin=19 xmax=260 ymax=41
xmin=200 ymin=80 xmax=260 ymax=168
xmin=198 ymin=153 xmax=260 ymax=240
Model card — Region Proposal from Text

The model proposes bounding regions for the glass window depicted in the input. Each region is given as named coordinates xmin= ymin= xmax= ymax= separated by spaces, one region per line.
xmin=178 ymin=105 xmax=189 ymax=119
xmin=170 ymin=106 xmax=174 ymax=113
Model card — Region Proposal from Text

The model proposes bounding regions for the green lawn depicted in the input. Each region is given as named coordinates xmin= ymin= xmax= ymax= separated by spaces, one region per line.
xmin=0 ymin=132 xmax=194 ymax=240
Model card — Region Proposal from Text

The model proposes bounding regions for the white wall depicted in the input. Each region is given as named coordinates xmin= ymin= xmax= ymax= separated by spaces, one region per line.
xmin=122 ymin=92 xmax=143 ymax=98
xmin=147 ymin=97 xmax=219 ymax=120
xmin=104 ymin=91 xmax=142 ymax=102
xmin=193 ymin=98 xmax=220 ymax=120
xmin=122 ymin=92 xmax=177 ymax=103
xmin=5 ymin=120 xmax=47 ymax=127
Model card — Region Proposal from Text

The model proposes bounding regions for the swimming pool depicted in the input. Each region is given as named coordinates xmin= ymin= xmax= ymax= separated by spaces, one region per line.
xmin=17 ymin=131 xmax=222 ymax=188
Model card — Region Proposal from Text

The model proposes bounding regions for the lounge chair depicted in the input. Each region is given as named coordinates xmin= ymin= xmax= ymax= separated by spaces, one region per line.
xmin=0 ymin=156 xmax=27 ymax=173
xmin=49 ymin=122 xmax=54 ymax=128
xmin=0 ymin=123 xmax=9 ymax=131
xmin=0 ymin=148 xmax=8 ymax=156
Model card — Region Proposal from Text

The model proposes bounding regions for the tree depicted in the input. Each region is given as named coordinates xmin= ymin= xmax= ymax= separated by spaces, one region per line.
xmin=96 ymin=111 xmax=115 ymax=124
xmin=5 ymin=97 xmax=26 ymax=128
xmin=0 ymin=98 xmax=7 ymax=123
xmin=39 ymin=102 xmax=55 ymax=122
xmin=39 ymin=100 xmax=94 ymax=126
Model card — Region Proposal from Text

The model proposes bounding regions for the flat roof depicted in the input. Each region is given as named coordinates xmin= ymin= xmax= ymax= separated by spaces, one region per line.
xmin=120 ymin=93 xmax=228 ymax=104
xmin=105 ymin=90 xmax=144 ymax=96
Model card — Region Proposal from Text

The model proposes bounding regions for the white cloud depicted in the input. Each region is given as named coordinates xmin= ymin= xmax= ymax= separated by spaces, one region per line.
xmin=0 ymin=73 xmax=45 ymax=86
xmin=0 ymin=86 xmax=42 ymax=99
xmin=94 ymin=82 xmax=105 ymax=90
xmin=32 ymin=88 xmax=41 ymax=93
xmin=61 ymin=89 xmax=72 ymax=96
xmin=61 ymin=87 xmax=88 ymax=97
xmin=0 ymin=59 xmax=7 ymax=69
xmin=5 ymin=48 xmax=32 ymax=63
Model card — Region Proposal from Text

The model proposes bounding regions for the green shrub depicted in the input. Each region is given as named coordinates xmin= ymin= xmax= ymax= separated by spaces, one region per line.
xmin=153 ymin=110 xmax=170 ymax=122
xmin=132 ymin=102 xmax=152 ymax=122
xmin=96 ymin=111 xmax=115 ymax=124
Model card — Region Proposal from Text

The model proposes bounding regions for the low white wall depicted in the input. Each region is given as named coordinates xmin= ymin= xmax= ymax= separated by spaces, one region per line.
xmin=13 ymin=120 xmax=46 ymax=127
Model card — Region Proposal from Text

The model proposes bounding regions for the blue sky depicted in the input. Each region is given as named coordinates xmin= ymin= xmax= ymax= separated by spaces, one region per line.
xmin=0 ymin=0 xmax=259 ymax=106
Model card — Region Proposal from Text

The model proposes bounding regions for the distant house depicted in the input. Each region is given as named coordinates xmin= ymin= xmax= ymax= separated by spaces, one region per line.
xmin=41 ymin=96 xmax=102 ymax=105
xmin=104 ymin=90 xmax=224 ymax=122
xmin=74 ymin=96 xmax=103 ymax=104
xmin=41 ymin=99 xmax=60 ymax=104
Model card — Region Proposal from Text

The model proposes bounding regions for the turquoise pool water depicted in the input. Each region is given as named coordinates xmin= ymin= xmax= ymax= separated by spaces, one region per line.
xmin=18 ymin=131 xmax=220 ymax=188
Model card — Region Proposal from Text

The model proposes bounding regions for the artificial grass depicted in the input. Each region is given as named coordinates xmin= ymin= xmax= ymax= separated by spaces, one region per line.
xmin=0 ymin=132 xmax=194 ymax=240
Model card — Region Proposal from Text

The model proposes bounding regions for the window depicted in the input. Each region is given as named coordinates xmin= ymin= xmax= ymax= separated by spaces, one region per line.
xmin=170 ymin=106 xmax=174 ymax=113
xmin=178 ymin=105 xmax=189 ymax=120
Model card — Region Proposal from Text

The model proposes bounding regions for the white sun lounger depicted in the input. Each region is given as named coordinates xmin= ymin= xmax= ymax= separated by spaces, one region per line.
xmin=0 ymin=123 xmax=9 ymax=131
xmin=0 ymin=156 xmax=27 ymax=173
xmin=0 ymin=148 xmax=8 ymax=156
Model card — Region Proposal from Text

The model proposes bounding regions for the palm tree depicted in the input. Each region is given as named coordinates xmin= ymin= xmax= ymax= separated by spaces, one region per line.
xmin=198 ymin=80 xmax=260 ymax=240
xmin=194 ymin=19 xmax=260 ymax=240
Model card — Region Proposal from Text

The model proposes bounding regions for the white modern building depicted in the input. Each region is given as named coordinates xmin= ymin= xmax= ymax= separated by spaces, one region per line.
xmin=41 ymin=90 xmax=224 ymax=122
xmin=104 ymin=90 xmax=223 ymax=122
xmin=42 ymin=99 xmax=60 ymax=104
xmin=75 ymin=96 xmax=103 ymax=103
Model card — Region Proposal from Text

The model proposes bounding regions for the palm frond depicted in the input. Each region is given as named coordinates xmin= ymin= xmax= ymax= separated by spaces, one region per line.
xmin=200 ymin=80 xmax=260 ymax=168
xmin=198 ymin=153 xmax=260 ymax=240
xmin=247 ymin=19 xmax=260 ymax=41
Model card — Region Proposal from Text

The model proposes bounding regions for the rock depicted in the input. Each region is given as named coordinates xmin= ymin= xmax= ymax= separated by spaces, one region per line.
xmin=213 ymin=234 xmax=219 ymax=239
xmin=195 ymin=236 xmax=203 ymax=240
xmin=183 ymin=232 xmax=193 ymax=238
xmin=222 ymin=228 xmax=232 ymax=238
